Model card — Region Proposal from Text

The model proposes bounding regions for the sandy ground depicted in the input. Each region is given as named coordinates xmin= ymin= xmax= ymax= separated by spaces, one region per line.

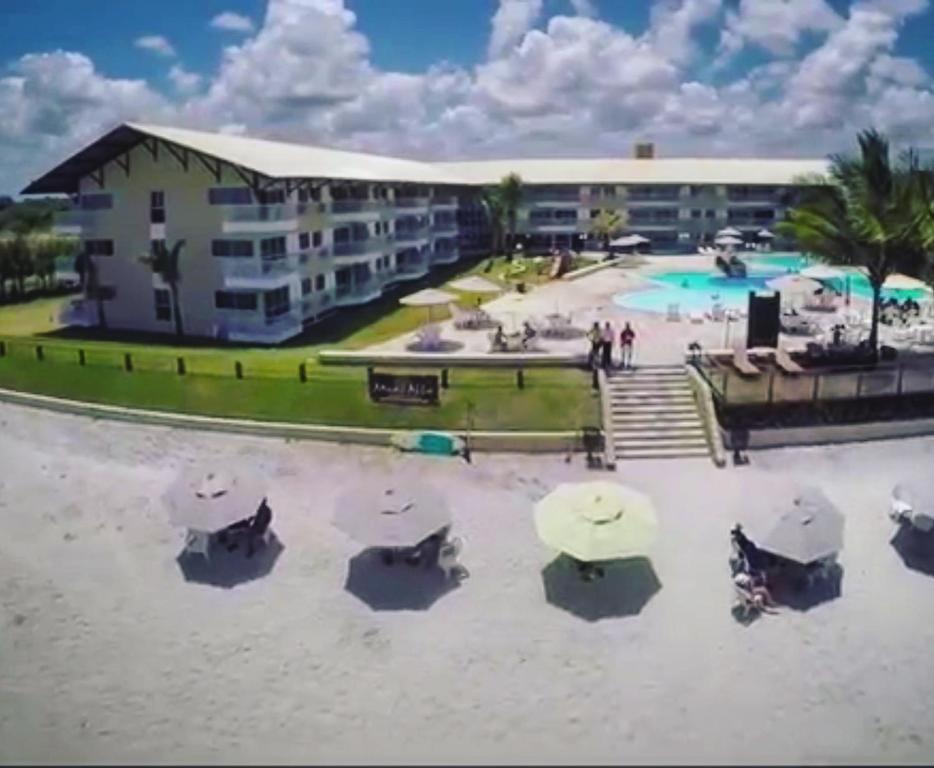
xmin=2 ymin=403 xmax=934 ymax=765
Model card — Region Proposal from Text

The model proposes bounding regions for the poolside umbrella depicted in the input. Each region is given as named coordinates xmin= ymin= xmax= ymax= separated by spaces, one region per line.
xmin=760 ymin=487 xmax=844 ymax=565
xmin=757 ymin=229 xmax=775 ymax=239
xmin=447 ymin=276 xmax=502 ymax=293
xmin=800 ymin=264 xmax=845 ymax=281
xmin=334 ymin=481 xmax=451 ymax=548
xmin=715 ymin=235 xmax=743 ymax=247
xmin=164 ymin=468 xmax=267 ymax=532
xmin=883 ymin=273 xmax=931 ymax=292
xmin=766 ymin=274 xmax=821 ymax=296
xmin=534 ymin=481 xmax=657 ymax=562
xmin=717 ymin=227 xmax=742 ymax=238
xmin=400 ymin=287 xmax=457 ymax=322
xmin=610 ymin=234 xmax=650 ymax=248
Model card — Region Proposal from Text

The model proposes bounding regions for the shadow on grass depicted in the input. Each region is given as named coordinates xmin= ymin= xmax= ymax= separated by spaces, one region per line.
xmin=176 ymin=532 xmax=284 ymax=588
xmin=541 ymin=554 xmax=661 ymax=622
xmin=891 ymin=524 xmax=934 ymax=576
xmin=404 ymin=340 xmax=465 ymax=354
xmin=344 ymin=547 xmax=461 ymax=611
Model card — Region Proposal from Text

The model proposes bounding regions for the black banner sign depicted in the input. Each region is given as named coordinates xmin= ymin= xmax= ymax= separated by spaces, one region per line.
xmin=367 ymin=369 xmax=440 ymax=406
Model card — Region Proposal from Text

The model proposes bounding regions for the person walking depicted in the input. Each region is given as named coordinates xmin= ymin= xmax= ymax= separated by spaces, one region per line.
xmin=620 ymin=322 xmax=636 ymax=369
xmin=600 ymin=321 xmax=614 ymax=369
xmin=586 ymin=322 xmax=601 ymax=369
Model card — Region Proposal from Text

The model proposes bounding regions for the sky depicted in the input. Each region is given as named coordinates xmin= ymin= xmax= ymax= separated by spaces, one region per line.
xmin=2 ymin=0 xmax=934 ymax=195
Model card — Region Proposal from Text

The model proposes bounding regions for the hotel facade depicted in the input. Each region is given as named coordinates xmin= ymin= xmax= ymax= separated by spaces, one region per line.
xmin=25 ymin=123 xmax=827 ymax=344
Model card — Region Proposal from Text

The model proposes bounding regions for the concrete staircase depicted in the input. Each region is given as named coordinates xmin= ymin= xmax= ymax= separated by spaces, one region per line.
xmin=605 ymin=365 xmax=711 ymax=460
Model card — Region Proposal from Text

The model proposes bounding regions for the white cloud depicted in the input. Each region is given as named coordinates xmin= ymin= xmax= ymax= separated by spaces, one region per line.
xmin=646 ymin=0 xmax=723 ymax=66
xmin=168 ymin=65 xmax=203 ymax=95
xmin=210 ymin=11 xmax=256 ymax=33
xmin=488 ymin=0 xmax=543 ymax=59
xmin=716 ymin=0 xmax=842 ymax=62
xmin=134 ymin=35 xmax=176 ymax=58
xmin=568 ymin=0 xmax=597 ymax=16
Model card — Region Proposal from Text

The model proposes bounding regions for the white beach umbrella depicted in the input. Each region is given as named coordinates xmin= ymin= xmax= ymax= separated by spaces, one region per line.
xmin=447 ymin=275 xmax=502 ymax=293
xmin=164 ymin=468 xmax=267 ymax=532
xmin=715 ymin=235 xmax=743 ymax=246
xmin=334 ymin=480 xmax=451 ymax=548
xmin=757 ymin=229 xmax=775 ymax=239
xmin=800 ymin=264 xmax=845 ymax=281
xmin=766 ymin=274 xmax=822 ymax=296
xmin=610 ymin=234 xmax=650 ymax=247
xmin=883 ymin=273 xmax=931 ymax=292
xmin=760 ymin=487 xmax=844 ymax=565
xmin=717 ymin=227 xmax=742 ymax=238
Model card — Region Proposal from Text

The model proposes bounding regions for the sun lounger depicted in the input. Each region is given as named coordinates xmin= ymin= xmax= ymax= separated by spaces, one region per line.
xmin=689 ymin=311 xmax=705 ymax=324
xmin=438 ymin=536 xmax=468 ymax=581
xmin=729 ymin=346 xmax=760 ymax=376
xmin=184 ymin=529 xmax=211 ymax=560
xmin=774 ymin=347 xmax=804 ymax=374
xmin=708 ymin=302 xmax=726 ymax=322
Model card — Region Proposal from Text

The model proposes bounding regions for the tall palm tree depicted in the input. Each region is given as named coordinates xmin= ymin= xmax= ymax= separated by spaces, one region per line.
xmin=589 ymin=208 xmax=628 ymax=251
xmin=140 ymin=239 xmax=187 ymax=337
xmin=778 ymin=129 xmax=929 ymax=356
xmin=498 ymin=173 xmax=523 ymax=258
xmin=481 ymin=188 xmax=505 ymax=256
xmin=74 ymin=245 xmax=107 ymax=329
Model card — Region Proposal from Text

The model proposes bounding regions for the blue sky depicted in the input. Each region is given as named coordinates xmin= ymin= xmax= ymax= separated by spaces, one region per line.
xmin=2 ymin=0 xmax=934 ymax=193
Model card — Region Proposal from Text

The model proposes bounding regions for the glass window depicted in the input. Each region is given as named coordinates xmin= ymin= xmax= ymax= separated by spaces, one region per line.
xmin=301 ymin=278 xmax=312 ymax=296
xmin=208 ymin=187 xmax=253 ymax=206
xmin=85 ymin=239 xmax=114 ymax=256
xmin=80 ymin=193 xmax=113 ymax=210
xmin=691 ymin=209 xmax=702 ymax=219
xmin=260 ymin=237 xmax=286 ymax=257
xmin=150 ymin=191 xmax=165 ymax=224
xmin=299 ymin=232 xmax=310 ymax=250
xmin=256 ymin=189 xmax=286 ymax=205
xmin=264 ymin=286 xmax=290 ymax=319
xmin=315 ymin=275 xmax=325 ymax=291
xmin=154 ymin=288 xmax=171 ymax=321
xmin=214 ymin=291 xmax=257 ymax=310
xmin=211 ymin=240 xmax=254 ymax=258
xmin=312 ymin=231 xmax=323 ymax=247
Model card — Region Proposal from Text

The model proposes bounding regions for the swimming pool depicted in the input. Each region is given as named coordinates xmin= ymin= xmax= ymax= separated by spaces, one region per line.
xmin=613 ymin=252 xmax=927 ymax=314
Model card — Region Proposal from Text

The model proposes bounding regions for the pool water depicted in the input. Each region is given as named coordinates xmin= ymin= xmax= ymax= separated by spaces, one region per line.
xmin=614 ymin=252 xmax=926 ymax=315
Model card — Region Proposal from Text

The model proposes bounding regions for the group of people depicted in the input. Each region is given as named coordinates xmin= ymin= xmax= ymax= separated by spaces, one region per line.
xmin=587 ymin=321 xmax=637 ymax=370
xmin=881 ymin=296 xmax=923 ymax=325
xmin=217 ymin=498 xmax=273 ymax=558
xmin=491 ymin=321 xmax=538 ymax=352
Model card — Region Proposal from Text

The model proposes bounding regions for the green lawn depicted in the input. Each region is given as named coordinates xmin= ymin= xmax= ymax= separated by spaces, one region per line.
xmin=0 ymin=257 xmax=601 ymax=431
xmin=0 ymin=355 xmax=600 ymax=431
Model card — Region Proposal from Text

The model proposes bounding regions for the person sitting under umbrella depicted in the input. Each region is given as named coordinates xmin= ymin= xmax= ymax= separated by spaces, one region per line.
xmin=733 ymin=570 xmax=778 ymax=614
xmin=730 ymin=524 xmax=768 ymax=575
xmin=219 ymin=498 xmax=272 ymax=555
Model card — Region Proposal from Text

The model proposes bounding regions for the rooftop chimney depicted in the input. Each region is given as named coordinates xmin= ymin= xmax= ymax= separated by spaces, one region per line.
xmin=634 ymin=142 xmax=655 ymax=159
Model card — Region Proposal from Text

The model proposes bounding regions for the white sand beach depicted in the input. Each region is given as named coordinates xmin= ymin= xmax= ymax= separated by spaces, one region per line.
xmin=2 ymin=401 xmax=934 ymax=765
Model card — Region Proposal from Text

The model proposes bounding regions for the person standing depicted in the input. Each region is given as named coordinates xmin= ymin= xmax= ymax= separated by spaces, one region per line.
xmin=586 ymin=322 xmax=601 ymax=369
xmin=601 ymin=321 xmax=614 ymax=369
xmin=620 ymin=322 xmax=636 ymax=369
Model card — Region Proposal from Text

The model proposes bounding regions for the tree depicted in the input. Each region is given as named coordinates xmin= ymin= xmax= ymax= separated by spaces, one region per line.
xmin=481 ymin=188 xmax=505 ymax=256
xmin=589 ymin=208 xmax=628 ymax=251
xmin=32 ymin=239 xmax=58 ymax=290
xmin=140 ymin=239 xmax=187 ymax=337
xmin=498 ymin=173 xmax=523 ymax=258
xmin=9 ymin=235 xmax=34 ymax=296
xmin=778 ymin=129 xmax=929 ymax=357
xmin=74 ymin=245 xmax=107 ymax=329
xmin=0 ymin=239 xmax=12 ymax=301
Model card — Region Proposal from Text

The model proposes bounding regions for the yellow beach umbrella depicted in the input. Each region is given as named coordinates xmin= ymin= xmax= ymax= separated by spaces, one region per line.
xmin=534 ymin=481 xmax=657 ymax=562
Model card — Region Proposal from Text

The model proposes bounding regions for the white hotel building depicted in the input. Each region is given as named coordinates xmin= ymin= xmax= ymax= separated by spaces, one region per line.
xmin=26 ymin=123 xmax=826 ymax=344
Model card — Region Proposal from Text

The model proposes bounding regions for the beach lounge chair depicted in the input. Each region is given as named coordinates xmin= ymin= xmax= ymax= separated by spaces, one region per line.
xmin=438 ymin=536 xmax=468 ymax=581
xmin=729 ymin=346 xmax=760 ymax=376
xmin=184 ymin=529 xmax=211 ymax=560
xmin=774 ymin=347 xmax=804 ymax=374
xmin=689 ymin=311 xmax=705 ymax=324
xmin=709 ymin=303 xmax=726 ymax=322
xmin=415 ymin=323 xmax=443 ymax=350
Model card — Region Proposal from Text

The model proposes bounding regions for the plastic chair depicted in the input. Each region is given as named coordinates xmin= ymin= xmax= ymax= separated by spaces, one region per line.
xmin=184 ymin=529 xmax=211 ymax=560
xmin=438 ymin=537 xmax=468 ymax=581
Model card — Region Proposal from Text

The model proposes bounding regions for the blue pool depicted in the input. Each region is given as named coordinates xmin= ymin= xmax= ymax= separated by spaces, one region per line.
xmin=613 ymin=253 xmax=926 ymax=314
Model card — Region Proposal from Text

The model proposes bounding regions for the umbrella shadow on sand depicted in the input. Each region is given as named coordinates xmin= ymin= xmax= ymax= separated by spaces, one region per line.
xmin=542 ymin=555 xmax=661 ymax=622
xmin=176 ymin=533 xmax=285 ymax=589
xmin=770 ymin=563 xmax=844 ymax=612
xmin=891 ymin=524 xmax=934 ymax=576
xmin=344 ymin=548 xmax=461 ymax=611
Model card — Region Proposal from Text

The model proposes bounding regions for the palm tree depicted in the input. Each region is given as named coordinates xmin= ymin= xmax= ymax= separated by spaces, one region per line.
xmin=140 ymin=239 xmax=187 ymax=337
xmin=778 ymin=129 xmax=929 ymax=356
xmin=481 ymin=188 xmax=505 ymax=256
xmin=589 ymin=208 xmax=628 ymax=251
xmin=498 ymin=173 xmax=523 ymax=258
xmin=74 ymin=244 xmax=107 ymax=329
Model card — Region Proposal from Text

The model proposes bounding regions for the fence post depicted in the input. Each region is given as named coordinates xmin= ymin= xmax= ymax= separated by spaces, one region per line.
xmin=441 ymin=368 xmax=449 ymax=389
xmin=812 ymin=374 xmax=820 ymax=402
xmin=177 ymin=357 xmax=186 ymax=376
xmin=235 ymin=361 xmax=243 ymax=380
xmin=516 ymin=369 xmax=525 ymax=390
xmin=124 ymin=353 xmax=133 ymax=372
xmin=896 ymin=364 xmax=904 ymax=396
xmin=299 ymin=362 xmax=307 ymax=383
xmin=0 ymin=340 xmax=5 ymax=357
xmin=35 ymin=345 xmax=44 ymax=362
xmin=767 ymin=370 xmax=776 ymax=404
xmin=78 ymin=349 xmax=86 ymax=366
xmin=591 ymin=366 xmax=599 ymax=391
xmin=855 ymin=372 xmax=863 ymax=399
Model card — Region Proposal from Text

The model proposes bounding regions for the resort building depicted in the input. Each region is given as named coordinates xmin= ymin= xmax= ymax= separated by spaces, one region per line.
xmin=25 ymin=123 xmax=827 ymax=344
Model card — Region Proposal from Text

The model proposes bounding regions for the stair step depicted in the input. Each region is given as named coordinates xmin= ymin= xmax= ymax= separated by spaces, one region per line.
xmin=610 ymin=385 xmax=693 ymax=395
xmin=608 ymin=373 xmax=686 ymax=382
xmin=615 ymin=435 xmax=708 ymax=447
xmin=610 ymin=404 xmax=698 ymax=414
xmin=612 ymin=396 xmax=696 ymax=405
xmin=612 ymin=428 xmax=705 ymax=440
xmin=616 ymin=447 xmax=711 ymax=459
xmin=612 ymin=421 xmax=704 ymax=432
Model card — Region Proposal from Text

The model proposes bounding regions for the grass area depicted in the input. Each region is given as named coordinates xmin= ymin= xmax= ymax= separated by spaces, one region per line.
xmin=0 ymin=355 xmax=600 ymax=432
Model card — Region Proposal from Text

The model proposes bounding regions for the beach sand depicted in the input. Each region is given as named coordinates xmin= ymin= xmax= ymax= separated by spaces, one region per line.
xmin=2 ymin=402 xmax=933 ymax=765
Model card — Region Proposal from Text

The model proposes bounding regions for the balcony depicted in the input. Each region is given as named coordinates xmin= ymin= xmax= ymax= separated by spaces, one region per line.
xmin=394 ymin=196 xmax=430 ymax=210
xmin=386 ymin=259 xmax=429 ymax=283
xmin=332 ymin=237 xmax=391 ymax=258
xmin=430 ymin=222 xmax=458 ymax=234
xmin=329 ymin=200 xmax=387 ymax=220
xmin=430 ymin=247 xmax=460 ymax=265
xmin=220 ymin=203 xmax=315 ymax=235
xmin=217 ymin=254 xmax=298 ymax=288
xmin=394 ymin=228 xmax=430 ymax=243
xmin=430 ymin=196 xmax=458 ymax=209
xmin=579 ymin=195 xmax=626 ymax=208
xmin=525 ymin=190 xmax=582 ymax=205
xmin=216 ymin=310 xmax=303 ymax=345
xmin=53 ymin=210 xmax=98 ymax=235
xmin=335 ymin=277 xmax=385 ymax=307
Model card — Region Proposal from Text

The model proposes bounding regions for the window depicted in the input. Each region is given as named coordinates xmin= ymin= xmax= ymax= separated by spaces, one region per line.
xmin=211 ymin=240 xmax=254 ymax=258
xmin=706 ymin=209 xmax=716 ymax=219
xmin=214 ymin=291 xmax=257 ymax=310
xmin=315 ymin=275 xmax=325 ymax=291
xmin=312 ymin=231 xmax=323 ymax=247
xmin=298 ymin=187 xmax=321 ymax=203
xmin=260 ymin=237 xmax=287 ymax=258
xmin=691 ymin=209 xmax=702 ymax=219
xmin=80 ymin=193 xmax=113 ymax=210
xmin=85 ymin=239 xmax=114 ymax=256
xmin=150 ymin=191 xmax=165 ymax=224
xmin=264 ymin=286 xmax=290 ymax=319
xmin=301 ymin=278 xmax=312 ymax=296
xmin=154 ymin=289 xmax=171 ymax=321
xmin=256 ymin=189 xmax=286 ymax=205
xmin=208 ymin=187 xmax=253 ymax=206
xmin=299 ymin=232 xmax=310 ymax=250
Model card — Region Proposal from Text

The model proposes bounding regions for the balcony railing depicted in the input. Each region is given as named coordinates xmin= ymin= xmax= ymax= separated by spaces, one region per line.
xmin=330 ymin=199 xmax=386 ymax=214
xmin=54 ymin=210 xmax=98 ymax=234
xmin=216 ymin=310 xmax=302 ymax=343
xmin=223 ymin=203 xmax=312 ymax=224
xmin=430 ymin=196 xmax=457 ymax=207
xmin=217 ymin=254 xmax=298 ymax=280
xmin=394 ymin=197 xmax=430 ymax=209
xmin=430 ymin=222 xmax=457 ymax=233
xmin=332 ymin=237 xmax=391 ymax=257
xmin=395 ymin=228 xmax=430 ymax=242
